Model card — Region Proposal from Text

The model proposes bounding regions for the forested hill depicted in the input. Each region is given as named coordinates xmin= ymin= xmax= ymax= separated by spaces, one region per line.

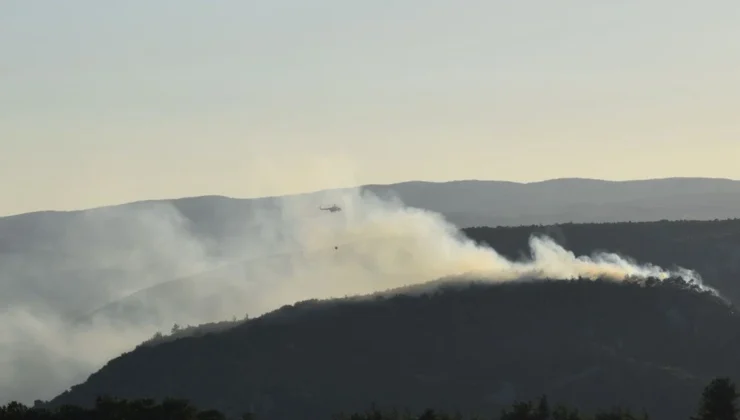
xmin=79 ymin=218 xmax=740 ymax=330
xmin=117 ymin=219 xmax=740 ymax=348
xmin=462 ymin=219 xmax=740 ymax=303
xmin=48 ymin=277 xmax=740 ymax=420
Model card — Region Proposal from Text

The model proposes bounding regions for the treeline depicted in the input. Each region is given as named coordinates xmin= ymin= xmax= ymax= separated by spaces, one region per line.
xmin=4 ymin=377 xmax=737 ymax=420
xmin=461 ymin=219 xmax=740 ymax=303
xmin=139 ymin=313 xmax=251 ymax=348
xmin=45 ymin=277 xmax=740 ymax=420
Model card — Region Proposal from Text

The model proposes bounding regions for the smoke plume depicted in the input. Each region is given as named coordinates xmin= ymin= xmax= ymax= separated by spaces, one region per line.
xmin=0 ymin=180 xmax=717 ymax=405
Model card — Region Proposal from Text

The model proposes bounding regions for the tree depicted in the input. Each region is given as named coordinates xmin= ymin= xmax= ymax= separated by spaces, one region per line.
xmin=693 ymin=377 xmax=739 ymax=420
xmin=1 ymin=401 xmax=29 ymax=419
xmin=552 ymin=405 xmax=582 ymax=420
xmin=160 ymin=397 xmax=198 ymax=420
xmin=500 ymin=397 xmax=551 ymax=420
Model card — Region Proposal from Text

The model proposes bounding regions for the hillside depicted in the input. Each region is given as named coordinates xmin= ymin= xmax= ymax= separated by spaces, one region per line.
xmin=47 ymin=278 xmax=739 ymax=420
xmin=5 ymin=177 xmax=740 ymax=231
xmin=364 ymin=177 xmax=740 ymax=227
xmin=3 ymin=177 xmax=739 ymax=317
xmin=3 ymin=179 xmax=740 ymax=406
xmin=3 ymin=177 xmax=739 ymax=321
xmin=80 ymin=218 xmax=740 ymax=329
xmin=464 ymin=219 xmax=740 ymax=303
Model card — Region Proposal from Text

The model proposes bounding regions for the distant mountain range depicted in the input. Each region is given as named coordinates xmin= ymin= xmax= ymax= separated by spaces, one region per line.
xmin=3 ymin=178 xmax=740 ymax=407
xmin=2 ymin=177 xmax=739 ymax=323
xmin=5 ymin=176 xmax=740 ymax=229
xmin=361 ymin=177 xmax=740 ymax=227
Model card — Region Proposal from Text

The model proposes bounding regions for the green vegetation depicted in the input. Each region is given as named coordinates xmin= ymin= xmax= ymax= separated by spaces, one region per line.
xmin=43 ymin=277 xmax=739 ymax=420
xmin=12 ymin=219 xmax=740 ymax=420
xmin=140 ymin=314 xmax=250 ymax=347
xmin=138 ymin=218 xmax=740 ymax=348
xmin=2 ymin=377 xmax=737 ymax=419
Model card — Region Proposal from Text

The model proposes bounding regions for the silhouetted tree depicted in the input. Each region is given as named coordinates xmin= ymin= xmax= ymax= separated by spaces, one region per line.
xmin=551 ymin=405 xmax=581 ymax=420
xmin=4 ymin=381 xmax=739 ymax=420
xmin=500 ymin=397 xmax=551 ymax=420
xmin=693 ymin=377 xmax=739 ymax=420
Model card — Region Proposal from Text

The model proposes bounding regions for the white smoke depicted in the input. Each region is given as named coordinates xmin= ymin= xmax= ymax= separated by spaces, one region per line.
xmin=0 ymin=174 xmax=718 ymax=405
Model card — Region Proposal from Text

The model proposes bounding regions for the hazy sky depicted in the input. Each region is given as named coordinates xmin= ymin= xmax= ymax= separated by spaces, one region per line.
xmin=2 ymin=1 xmax=739 ymax=215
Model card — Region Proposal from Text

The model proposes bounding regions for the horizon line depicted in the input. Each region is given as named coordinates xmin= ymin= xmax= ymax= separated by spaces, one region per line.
xmin=2 ymin=175 xmax=738 ymax=219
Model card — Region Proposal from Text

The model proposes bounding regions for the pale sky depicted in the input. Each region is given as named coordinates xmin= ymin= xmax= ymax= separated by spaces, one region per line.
xmin=2 ymin=1 xmax=739 ymax=216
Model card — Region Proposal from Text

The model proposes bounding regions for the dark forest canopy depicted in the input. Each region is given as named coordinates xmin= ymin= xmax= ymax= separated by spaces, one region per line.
xmin=138 ymin=218 xmax=740 ymax=347
xmin=21 ymin=218 xmax=740 ymax=420
xmin=5 ymin=377 xmax=739 ymax=420
xmin=461 ymin=219 xmax=740 ymax=302
xmin=45 ymin=275 xmax=740 ymax=420
xmin=5 ymin=370 xmax=740 ymax=420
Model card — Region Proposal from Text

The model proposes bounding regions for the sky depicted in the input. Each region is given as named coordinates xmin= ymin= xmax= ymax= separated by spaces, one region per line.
xmin=2 ymin=0 xmax=739 ymax=216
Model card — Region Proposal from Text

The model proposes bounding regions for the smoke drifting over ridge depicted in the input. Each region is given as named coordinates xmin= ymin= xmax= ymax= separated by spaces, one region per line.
xmin=0 ymin=185 xmax=717 ymax=405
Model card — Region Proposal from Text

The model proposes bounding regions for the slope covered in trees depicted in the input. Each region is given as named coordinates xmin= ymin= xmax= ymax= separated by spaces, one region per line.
xmin=81 ymin=218 xmax=740 ymax=331
xmin=46 ymin=275 xmax=740 ymax=420
xmin=462 ymin=219 xmax=740 ymax=303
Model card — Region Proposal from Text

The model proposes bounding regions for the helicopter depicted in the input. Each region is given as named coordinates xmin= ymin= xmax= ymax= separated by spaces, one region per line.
xmin=319 ymin=204 xmax=342 ymax=212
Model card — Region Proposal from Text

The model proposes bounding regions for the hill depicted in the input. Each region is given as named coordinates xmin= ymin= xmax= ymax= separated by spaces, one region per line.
xmin=80 ymin=218 xmax=740 ymax=330
xmin=47 ymin=278 xmax=739 ymax=420
xmin=3 ymin=178 xmax=740 ymax=405
xmin=364 ymin=177 xmax=740 ymax=227
xmin=463 ymin=219 xmax=740 ymax=303
xmin=3 ymin=177 xmax=739 ymax=320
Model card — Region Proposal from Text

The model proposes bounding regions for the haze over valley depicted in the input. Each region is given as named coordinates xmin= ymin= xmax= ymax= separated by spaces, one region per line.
xmin=2 ymin=177 xmax=740 ymax=412
xmin=4 ymin=1 xmax=740 ymax=418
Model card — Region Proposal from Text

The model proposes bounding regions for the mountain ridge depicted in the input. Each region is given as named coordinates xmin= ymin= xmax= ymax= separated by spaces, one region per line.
xmin=3 ymin=179 xmax=740 ymax=406
xmin=3 ymin=176 xmax=740 ymax=219
xmin=74 ymin=219 xmax=740 ymax=331
xmin=46 ymin=275 xmax=740 ymax=420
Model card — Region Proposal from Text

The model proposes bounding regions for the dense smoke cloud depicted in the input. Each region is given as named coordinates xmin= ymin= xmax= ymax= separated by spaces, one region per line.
xmin=0 ymin=177 xmax=715 ymax=405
